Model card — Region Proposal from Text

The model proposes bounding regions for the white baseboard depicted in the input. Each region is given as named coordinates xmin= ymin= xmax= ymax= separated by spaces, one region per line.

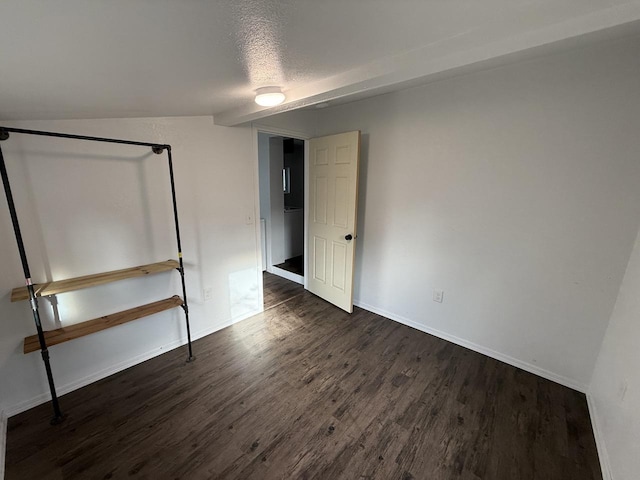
xmin=6 ymin=308 xmax=260 ymax=418
xmin=0 ymin=409 xmax=6 ymax=480
xmin=353 ymin=299 xmax=588 ymax=393
xmin=268 ymin=266 xmax=304 ymax=285
xmin=587 ymin=394 xmax=613 ymax=480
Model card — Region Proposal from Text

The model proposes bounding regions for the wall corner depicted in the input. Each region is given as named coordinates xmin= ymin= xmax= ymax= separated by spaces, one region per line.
xmin=586 ymin=393 xmax=613 ymax=480
xmin=0 ymin=408 xmax=7 ymax=480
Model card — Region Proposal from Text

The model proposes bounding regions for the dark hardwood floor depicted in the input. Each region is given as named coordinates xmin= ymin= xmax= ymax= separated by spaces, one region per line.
xmin=263 ymin=271 xmax=303 ymax=310
xmin=6 ymin=276 xmax=602 ymax=479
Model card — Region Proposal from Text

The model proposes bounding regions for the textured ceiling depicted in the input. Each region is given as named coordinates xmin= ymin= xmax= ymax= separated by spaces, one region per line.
xmin=1 ymin=1 xmax=639 ymax=124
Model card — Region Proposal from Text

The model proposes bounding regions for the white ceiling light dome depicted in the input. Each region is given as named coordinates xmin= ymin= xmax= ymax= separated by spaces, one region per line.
xmin=255 ymin=86 xmax=285 ymax=107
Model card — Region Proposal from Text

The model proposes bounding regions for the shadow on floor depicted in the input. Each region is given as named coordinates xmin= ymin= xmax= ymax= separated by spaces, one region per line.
xmin=263 ymin=271 xmax=304 ymax=310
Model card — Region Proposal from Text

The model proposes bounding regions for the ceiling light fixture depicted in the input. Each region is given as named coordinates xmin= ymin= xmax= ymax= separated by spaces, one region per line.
xmin=255 ymin=86 xmax=285 ymax=107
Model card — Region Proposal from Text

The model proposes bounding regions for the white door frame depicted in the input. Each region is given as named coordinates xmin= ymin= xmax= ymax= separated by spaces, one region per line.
xmin=252 ymin=124 xmax=311 ymax=307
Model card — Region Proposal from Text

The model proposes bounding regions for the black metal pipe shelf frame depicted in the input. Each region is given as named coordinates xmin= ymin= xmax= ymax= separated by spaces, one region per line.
xmin=0 ymin=126 xmax=194 ymax=425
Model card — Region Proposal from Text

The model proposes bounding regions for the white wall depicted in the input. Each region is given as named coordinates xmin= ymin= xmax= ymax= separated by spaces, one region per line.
xmin=589 ymin=223 xmax=640 ymax=480
xmin=0 ymin=408 xmax=5 ymax=479
xmin=0 ymin=116 xmax=262 ymax=414
xmin=258 ymin=133 xmax=271 ymax=227
xmin=314 ymin=36 xmax=640 ymax=390
xmin=255 ymin=110 xmax=317 ymax=138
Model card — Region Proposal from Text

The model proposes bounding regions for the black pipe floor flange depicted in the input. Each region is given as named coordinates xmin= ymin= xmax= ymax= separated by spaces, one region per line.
xmin=50 ymin=413 xmax=67 ymax=426
xmin=0 ymin=129 xmax=9 ymax=141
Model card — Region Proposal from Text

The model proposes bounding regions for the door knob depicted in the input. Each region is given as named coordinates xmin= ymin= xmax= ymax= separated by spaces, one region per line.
xmin=345 ymin=234 xmax=353 ymax=241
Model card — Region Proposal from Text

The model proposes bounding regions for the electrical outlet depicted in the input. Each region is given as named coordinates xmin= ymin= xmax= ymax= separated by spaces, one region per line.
xmin=203 ymin=287 xmax=213 ymax=302
xmin=433 ymin=289 xmax=444 ymax=303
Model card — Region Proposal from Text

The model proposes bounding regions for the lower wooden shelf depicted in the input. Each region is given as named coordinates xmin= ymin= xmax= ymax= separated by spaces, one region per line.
xmin=23 ymin=295 xmax=184 ymax=354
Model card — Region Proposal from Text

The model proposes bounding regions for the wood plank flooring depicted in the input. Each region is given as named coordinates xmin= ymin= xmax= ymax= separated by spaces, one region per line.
xmin=5 ymin=275 xmax=602 ymax=479
xmin=263 ymin=271 xmax=303 ymax=310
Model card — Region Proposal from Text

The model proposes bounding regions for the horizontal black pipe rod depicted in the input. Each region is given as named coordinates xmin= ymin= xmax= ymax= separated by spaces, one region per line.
xmin=0 ymin=126 xmax=169 ymax=150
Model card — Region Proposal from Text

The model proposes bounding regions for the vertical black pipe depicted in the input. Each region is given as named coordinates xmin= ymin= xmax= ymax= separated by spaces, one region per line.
xmin=165 ymin=146 xmax=194 ymax=361
xmin=0 ymin=141 xmax=65 ymax=424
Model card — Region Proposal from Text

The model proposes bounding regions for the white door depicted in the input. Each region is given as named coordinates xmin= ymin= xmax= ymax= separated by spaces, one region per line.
xmin=307 ymin=131 xmax=360 ymax=313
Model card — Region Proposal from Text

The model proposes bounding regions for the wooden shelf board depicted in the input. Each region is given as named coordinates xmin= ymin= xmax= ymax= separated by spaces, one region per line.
xmin=11 ymin=260 xmax=179 ymax=302
xmin=23 ymin=295 xmax=184 ymax=354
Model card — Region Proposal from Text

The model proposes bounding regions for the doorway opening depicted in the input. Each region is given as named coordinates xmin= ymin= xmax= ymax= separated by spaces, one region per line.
xmin=258 ymin=132 xmax=306 ymax=288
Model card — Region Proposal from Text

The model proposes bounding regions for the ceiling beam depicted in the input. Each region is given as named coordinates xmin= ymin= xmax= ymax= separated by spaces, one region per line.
xmin=213 ymin=4 xmax=640 ymax=127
